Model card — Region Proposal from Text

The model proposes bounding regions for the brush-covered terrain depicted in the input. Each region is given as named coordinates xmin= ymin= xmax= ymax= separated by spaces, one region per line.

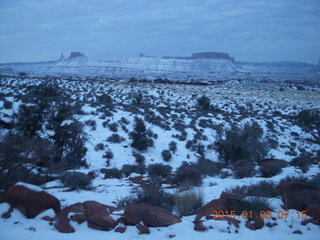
xmin=0 ymin=74 xmax=319 ymax=240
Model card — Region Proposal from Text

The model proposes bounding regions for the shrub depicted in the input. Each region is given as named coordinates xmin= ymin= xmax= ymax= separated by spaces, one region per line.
xmin=196 ymin=158 xmax=221 ymax=177
xmin=162 ymin=150 xmax=172 ymax=162
xmin=107 ymin=134 xmax=125 ymax=143
xmin=60 ymin=172 xmax=92 ymax=189
xmin=133 ymin=152 xmax=145 ymax=164
xmin=228 ymin=197 xmax=271 ymax=216
xmin=290 ymin=154 xmax=311 ymax=173
xmin=94 ymin=143 xmax=105 ymax=151
xmin=118 ymin=187 xmax=174 ymax=211
xmin=130 ymin=117 xmax=154 ymax=151
xmin=174 ymin=187 xmax=204 ymax=217
xmin=260 ymin=160 xmax=286 ymax=177
xmin=295 ymin=109 xmax=320 ymax=143
xmin=215 ymin=121 xmax=269 ymax=165
xmin=147 ymin=164 xmax=172 ymax=180
xmin=103 ymin=150 xmax=114 ymax=159
xmin=102 ymin=168 xmax=122 ymax=179
xmin=174 ymin=161 xmax=202 ymax=187
xmin=108 ymin=122 xmax=119 ymax=132
xmin=3 ymin=100 xmax=13 ymax=109
xmin=97 ymin=93 xmax=112 ymax=103
xmin=226 ymin=181 xmax=278 ymax=198
xmin=197 ymin=95 xmax=211 ymax=110
xmin=169 ymin=141 xmax=177 ymax=153
xmin=121 ymin=164 xmax=146 ymax=177
xmin=233 ymin=161 xmax=256 ymax=179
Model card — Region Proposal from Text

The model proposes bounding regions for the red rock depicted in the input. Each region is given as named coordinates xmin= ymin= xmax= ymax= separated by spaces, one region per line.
xmin=0 ymin=185 xmax=61 ymax=218
xmin=71 ymin=213 xmax=87 ymax=224
xmin=306 ymin=204 xmax=320 ymax=219
xmin=245 ymin=218 xmax=264 ymax=230
xmin=42 ymin=216 xmax=54 ymax=222
xmin=114 ymin=226 xmax=126 ymax=233
xmin=54 ymin=202 xmax=85 ymax=233
xmin=193 ymin=221 xmax=208 ymax=231
xmin=2 ymin=209 xmax=12 ymax=219
xmin=136 ymin=224 xmax=150 ymax=234
xmin=169 ymin=234 xmax=176 ymax=238
xmin=195 ymin=192 xmax=245 ymax=222
xmin=227 ymin=218 xmax=241 ymax=229
xmin=123 ymin=203 xmax=181 ymax=227
xmin=301 ymin=218 xmax=320 ymax=226
xmin=54 ymin=213 xmax=75 ymax=233
xmin=293 ymin=230 xmax=303 ymax=234
xmin=83 ymin=201 xmax=117 ymax=231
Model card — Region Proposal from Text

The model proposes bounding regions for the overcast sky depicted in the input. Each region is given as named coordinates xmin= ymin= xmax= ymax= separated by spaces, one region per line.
xmin=0 ymin=0 xmax=319 ymax=64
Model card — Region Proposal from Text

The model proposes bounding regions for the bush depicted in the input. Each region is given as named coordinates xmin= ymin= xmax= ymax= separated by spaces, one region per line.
xmin=108 ymin=122 xmax=119 ymax=132
xmin=3 ymin=100 xmax=13 ymax=109
xmin=107 ymin=134 xmax=125 ymax=143
xmin=174 ymin=162 xmax=202 ymax=187
xmin=130 ymin=117 xmax=154 ymax=151
xmin=196 ymin=158 xmax=221 ymax=177
xmin=169 ymin=141 xmax=177 ymax=153
xmin=233 ymin=161 xmax=256 ymax=179
xmin=133 ymin=152 xmax=145 ymax=164
xmin=147 ymin=164 xmax=172 ymax=181
xmin=174 ymin=187 xmax=204 ymax=217
xmin=226 ymin=181 xmax=278 ymax=198
xmin=118 ymin=187 xmax=174 ymax=211
xmin=260 ymin=160 xmax=286 ymax=177
xmin=162 ymin=150 xmax=172 ymax=162
xmin=103 ymin=150 xmax=114 ymax=159
xmin=102 ymin=168 xmax=122 ymax=179
xmin=290 ymin=154 xmax=311 ymax=173
xmin=121 ymin=164 xmax=146 ymax=177
xmin=60 ymin=172 xmax=92 ymax=189
xmin=197 ymin=95 xmax=211 ymax=110
xmin=94 ymin=143 xmax=105 ymax=151
xmin=295 ymin=109 xmax=320 ymax=142
xmin=215 ymin=121 xmax=269 ymax=165
xmin=228 ymin=197 xmax=271 ymax=216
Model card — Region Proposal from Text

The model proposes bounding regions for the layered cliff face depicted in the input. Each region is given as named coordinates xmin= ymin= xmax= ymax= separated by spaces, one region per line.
xmin=45 ymin=56 xmax=237 ymax=77
xmin=0 ymin=54 xmax=317 ymax=79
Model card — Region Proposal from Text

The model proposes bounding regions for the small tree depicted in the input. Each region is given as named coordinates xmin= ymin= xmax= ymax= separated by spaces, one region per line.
xmin=215 ymin=121 xmax=269 ymax=165
xmin=197 ymin=95 xmax=211 ymax=110
xmin=130 ymin=117 xmax=154 ymax=151
xmin=296 ymin=109 xmax=320 ymax=144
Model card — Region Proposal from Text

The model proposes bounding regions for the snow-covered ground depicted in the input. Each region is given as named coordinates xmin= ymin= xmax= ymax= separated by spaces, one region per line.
xmin=0 ymin=75 xmax=319 ymax=239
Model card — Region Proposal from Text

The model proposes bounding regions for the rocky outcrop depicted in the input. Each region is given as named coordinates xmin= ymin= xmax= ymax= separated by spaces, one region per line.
xmin=83 ymin=201 xmax=117 ymax=231
xmin=123 ymin=203 xmax=181 ymax=227
xmin=54 ymin=201 xmax=117 ymax=233
xmin=195 ymin=192 xmax=245 ymax=222
xmin=277 ymin=182 xmax=320 ymax=210
xmin=0 ymin=184 xmax=61 ymax=218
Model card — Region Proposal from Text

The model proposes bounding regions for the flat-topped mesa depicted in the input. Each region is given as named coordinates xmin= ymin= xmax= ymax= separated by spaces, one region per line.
xmin=191 ymin=52 xmax=234 ymax=62
xmin=163 ymin=52 xmax=235 ymax=62
xmin=69 ymin=52 xmax=85 ymax=58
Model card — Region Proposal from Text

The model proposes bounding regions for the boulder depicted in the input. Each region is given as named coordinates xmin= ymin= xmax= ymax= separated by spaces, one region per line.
xmin=83 ymin=201 xmax=117 ymax=231
xmin=306 ymin=204 xmax=320 ymax=219
xmin=114 ymin=226 xmax=126 ymax=233
xmin=123 ymin=203 xmax=181 ymax=227
xmin=54 ymin=202 xmax=85 ymax=233
xmin=277 ymin=182 xmax=320 ymax=210
xmin=195 ymin=192 xmax=245 ymax=221
xmin=136 ymin=224 xmax=150 ymax=234
xmin=245 ymin=218 xmax=264 ymax=230
xmin=0 ymin=184 xmax=61 ymax=218
xmin=193 ymin=221 xmax=208 ymax=231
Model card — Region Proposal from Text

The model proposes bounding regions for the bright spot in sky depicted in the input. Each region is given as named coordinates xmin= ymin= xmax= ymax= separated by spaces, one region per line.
xmin=99 ymin=19 xmax=103 ymax=22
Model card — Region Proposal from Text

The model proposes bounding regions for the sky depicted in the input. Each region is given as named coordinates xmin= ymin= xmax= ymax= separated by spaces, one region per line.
xmin=0 ymin=0 xmax=319 ymax=64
